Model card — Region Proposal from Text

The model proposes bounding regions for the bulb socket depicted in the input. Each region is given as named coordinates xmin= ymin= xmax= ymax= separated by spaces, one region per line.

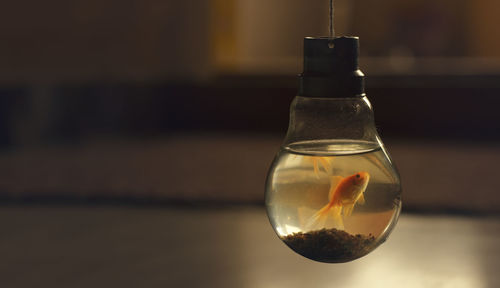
xmin=299 ymin=37 xmax=365 ymax=98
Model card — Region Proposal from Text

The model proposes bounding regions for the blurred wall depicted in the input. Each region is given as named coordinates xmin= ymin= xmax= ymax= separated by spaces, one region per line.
xmin=233 ymin=0 xmax=328 ymax=72
xmin=0 ymin=0 xmax=212 ymax=84
xmin=351 ymin=0 xmax=468 ymax=57
xmin=214 ymin=0 xmax=353 ymax=73
xmin=469 ymin=0 xmax=500 ymax=57
xmin=3 ymin=0 xmax=500 ymax=83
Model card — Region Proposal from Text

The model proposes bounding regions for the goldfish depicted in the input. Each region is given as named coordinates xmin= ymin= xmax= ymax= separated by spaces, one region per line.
xmin=300 ymin=156 xmax=332 ymax=178
xmin=290 ymin=155 xmax=333 ymax=178
xmin=306 ymin=172 xmax=370 ymax=230
xmin=311 ymin=157 xmax=332 ymax=178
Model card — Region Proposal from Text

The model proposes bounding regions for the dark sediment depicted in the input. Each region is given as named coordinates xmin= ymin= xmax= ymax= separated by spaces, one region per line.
xmin=281 ymin=228 xmax=376 ymax=262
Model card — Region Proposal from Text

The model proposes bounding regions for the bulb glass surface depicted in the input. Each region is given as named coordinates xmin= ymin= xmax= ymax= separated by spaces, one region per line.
xmin=265 ymin=96 xmax=402 ymax=263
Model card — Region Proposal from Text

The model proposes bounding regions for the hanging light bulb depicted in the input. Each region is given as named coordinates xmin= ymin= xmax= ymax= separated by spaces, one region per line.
xmin=265 ymin=37 xmax=402 ymax=263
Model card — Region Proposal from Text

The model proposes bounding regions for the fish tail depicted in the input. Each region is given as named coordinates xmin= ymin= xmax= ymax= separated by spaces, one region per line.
xmin=319 ymin=157 xmax=332 ymax=172
xmin=313 ymin=159 xmax=320 ymax=178
xmin=306 ymin=203 xmax=332 ymax=231
xmin=306 ymin=203 xmax=344 ymax=231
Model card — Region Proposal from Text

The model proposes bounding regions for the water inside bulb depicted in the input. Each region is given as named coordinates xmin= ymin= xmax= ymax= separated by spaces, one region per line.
xmin=266 ymin=139 xmax=401 ymax=262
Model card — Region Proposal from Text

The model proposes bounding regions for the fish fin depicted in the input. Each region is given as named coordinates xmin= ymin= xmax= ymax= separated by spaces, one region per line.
xmin=297 ymin=206 xmax=316 ymax=227
xmin=328 ymin=176 xmax=343 ymax=202
xmin=313 ymin=159 xmax=320 ymax=178
xmin=328 ymin=205 xmax=344 ymax=229
xmin=344 ymin=203 xmax=355 ymax=217
xmin=319 ymin=157 xmax=332 ymax=172
xmin=305 ymin=204 xmax=331 ymax=231
xmin=357 ymin=193 xmax=366 ymax=205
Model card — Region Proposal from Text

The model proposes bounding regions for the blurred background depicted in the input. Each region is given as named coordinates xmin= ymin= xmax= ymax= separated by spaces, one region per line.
xmin=1 ymin=0 xmax=500 ymax=287
xmin=1 ymin=0 xmax=500 ymax=210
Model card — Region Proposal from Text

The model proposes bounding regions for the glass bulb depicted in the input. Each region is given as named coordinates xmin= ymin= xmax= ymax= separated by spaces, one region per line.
xmin=265 ymin=37 xmax=402 ymax=263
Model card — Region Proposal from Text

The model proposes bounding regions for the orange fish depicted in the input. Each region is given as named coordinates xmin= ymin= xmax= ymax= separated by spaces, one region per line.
xmin=310 ymin=156 xmax=332 ymax=178
xmin=306 ymin=172 xmax=370 ymax=230
xmin=291 ymin=155 xmax=333 ymax=178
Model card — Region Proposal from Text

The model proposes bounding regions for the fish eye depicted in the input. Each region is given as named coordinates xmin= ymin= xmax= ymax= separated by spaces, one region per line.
xmin=356 ymin=174 xmax=360 ymax=178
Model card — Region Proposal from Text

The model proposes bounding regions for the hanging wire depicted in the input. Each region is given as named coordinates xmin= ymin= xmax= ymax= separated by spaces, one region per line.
xmin=328 ymin=0 xmax=335 ymax=48
xmin=329 ymin=0 xmax=335 ymax=39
